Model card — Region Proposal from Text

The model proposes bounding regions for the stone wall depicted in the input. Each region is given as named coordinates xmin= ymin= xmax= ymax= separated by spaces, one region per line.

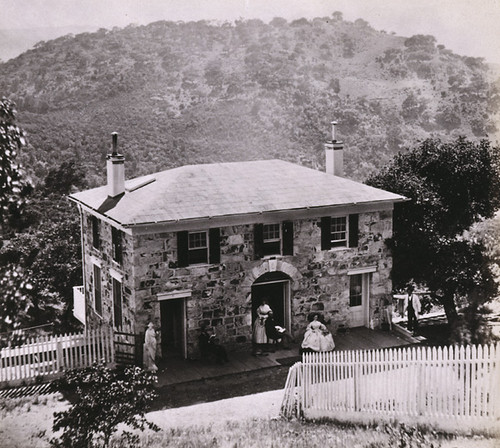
xmin=129 ymin=210 xmax=394 ymax=357
xmin=81 ymin=211 xmax=135 ymax=333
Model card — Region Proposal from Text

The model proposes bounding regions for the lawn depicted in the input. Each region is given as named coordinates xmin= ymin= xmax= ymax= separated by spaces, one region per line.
xmin=1 ymin=388 xmax=498 ymax=448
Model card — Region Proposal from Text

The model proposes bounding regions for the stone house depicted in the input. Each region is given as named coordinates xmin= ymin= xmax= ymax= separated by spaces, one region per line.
xmin=70 ymin=125 xmax=406 ymax=359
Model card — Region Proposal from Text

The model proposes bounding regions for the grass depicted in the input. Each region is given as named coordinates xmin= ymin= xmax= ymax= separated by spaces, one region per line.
xmin=108 ymin=419 xmax=499 ymax=448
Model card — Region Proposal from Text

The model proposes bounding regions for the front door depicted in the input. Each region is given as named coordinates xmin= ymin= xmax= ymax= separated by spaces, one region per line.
xmin=349 ymin=273 xmax=369 ymax=327
xmin=251 ymin=278 xmax=291 ymax=332
xmin=160 ymin=298 xmax=185 ymax=359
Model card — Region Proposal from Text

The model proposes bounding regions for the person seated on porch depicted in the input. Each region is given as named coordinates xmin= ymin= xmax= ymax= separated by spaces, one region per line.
xmin=301 ymin=313 xmax=335 ymax=353
xmin=252 ymin=299 xmax=272 ymax=356
xmin=265 ymin=310 xmax=293 ymax=350
xmin=199 ymin=325 xmax=229 ymax=364
xmin=198 ymin=324 xmax=212 ymax=360
xmin=208 ymin=334 xmax=229 ymax=364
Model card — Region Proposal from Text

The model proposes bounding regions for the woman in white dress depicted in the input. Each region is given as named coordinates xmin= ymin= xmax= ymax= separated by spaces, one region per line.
xmin=143 ymin=322 xmax=158 ymax=372
xmin=253 ymin=300 xmax=272 ymax=354
xmin=301 ymin=314 xmax=335 ymax=352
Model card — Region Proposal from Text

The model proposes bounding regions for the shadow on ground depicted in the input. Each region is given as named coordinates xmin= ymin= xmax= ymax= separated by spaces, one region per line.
xmin=151 ymin=365 xmax=290 ymax=411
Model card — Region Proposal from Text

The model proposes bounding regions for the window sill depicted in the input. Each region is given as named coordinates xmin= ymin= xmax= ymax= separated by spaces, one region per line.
xmin=328 ymin=246 xmax=349 ymax=252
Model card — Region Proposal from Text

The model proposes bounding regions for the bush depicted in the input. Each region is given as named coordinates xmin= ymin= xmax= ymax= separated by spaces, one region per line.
xmin=51 ymin=363 xmax=159 ymax=448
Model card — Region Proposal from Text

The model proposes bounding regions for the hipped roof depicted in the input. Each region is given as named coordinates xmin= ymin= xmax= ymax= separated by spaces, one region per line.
xmin=69 ymin=159 xmax=406 ymax=227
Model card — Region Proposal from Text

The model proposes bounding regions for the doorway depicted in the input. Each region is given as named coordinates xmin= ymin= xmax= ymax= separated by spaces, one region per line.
xmin=160 ymin=298 xmax=186 ymax=359
xmin=251 ymin=272 xmax=291 ymax=332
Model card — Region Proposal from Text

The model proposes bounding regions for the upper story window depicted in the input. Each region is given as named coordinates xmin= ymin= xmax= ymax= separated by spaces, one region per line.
xmin=254 ymin=221 xmax=293 ymax=259
xmin=330 ymin=216 xmax=347 ymax=247
xmin=321 ymin=214 xmax=359 ymax=250
xmin=177 ymin=228 xmax=220 ymax=267
xmin=112 ymin=227 xmax=123 ymax=264
xmin=91 ymin=216 xmax=100 ymax=250
xmin=263 ymin=223 xmax=281 ymax=256
xmin=188 ymin=231 xmax=208 ymax=264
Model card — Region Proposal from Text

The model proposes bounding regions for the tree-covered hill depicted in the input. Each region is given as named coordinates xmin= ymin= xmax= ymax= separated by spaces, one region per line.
xmin=1 ymin=14 xmax=499 ymax=185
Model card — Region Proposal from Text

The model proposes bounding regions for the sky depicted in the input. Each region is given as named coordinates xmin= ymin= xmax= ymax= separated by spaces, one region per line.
xmin=1 ymin=0 xmax=500 ymax=63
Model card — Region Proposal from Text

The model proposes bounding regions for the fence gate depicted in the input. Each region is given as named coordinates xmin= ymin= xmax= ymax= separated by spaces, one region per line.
xmin=114 ymin=331 xmax=143 ymax=367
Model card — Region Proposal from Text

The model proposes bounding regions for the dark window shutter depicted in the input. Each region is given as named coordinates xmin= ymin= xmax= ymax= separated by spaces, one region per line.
xmin=254 ymin=223 xmax=264 ymax=260
xmin=349 ymin=214 xmax=359 ymax=248
xmin=177 ymin=231 xmax=189 ymax=267
xmin=282 ymin=221 xmax=294 ymax=256
xmin=321 ymin=217 xmax=331 ymax=250
xmin=209 ymin=228 xmax=221 ymax=264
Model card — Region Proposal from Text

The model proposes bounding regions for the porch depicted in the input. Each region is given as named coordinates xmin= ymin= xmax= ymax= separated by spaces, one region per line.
xmin=156 ymin=327 xmax=419 ymax=387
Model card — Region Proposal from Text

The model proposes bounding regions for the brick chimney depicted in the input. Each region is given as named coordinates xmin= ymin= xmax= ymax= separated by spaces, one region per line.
xmin=106 ymin=132 xmax=125 ymax=197
xmin=324 ymin=121 xmax=344 ymax=176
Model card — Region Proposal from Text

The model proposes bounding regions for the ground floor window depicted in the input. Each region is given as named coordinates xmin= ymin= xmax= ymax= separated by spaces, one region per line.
xmin=113 ymin=277 xmax=122 ymax=328
xmin=349 ymin=274 xmax=363 ymax=307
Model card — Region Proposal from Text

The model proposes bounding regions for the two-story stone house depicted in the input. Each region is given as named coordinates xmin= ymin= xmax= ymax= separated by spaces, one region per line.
xmin=70 ymin=124 xmax=405 ymax=359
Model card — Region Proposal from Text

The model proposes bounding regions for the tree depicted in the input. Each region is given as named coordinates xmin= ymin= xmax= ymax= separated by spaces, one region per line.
xmin=0 ymin=160 xmax=86 ymax=333
xmin=0 ymin=98 xmax=32 ymax=235
xmin=52 ymin=364 xmax=159 ymax=448
xmin=367 ymin=137 xmax=500 ymax=343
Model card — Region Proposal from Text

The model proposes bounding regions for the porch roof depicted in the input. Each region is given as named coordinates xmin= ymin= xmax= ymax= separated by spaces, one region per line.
xmin=69 ymin=159 xmax=406 ymax=226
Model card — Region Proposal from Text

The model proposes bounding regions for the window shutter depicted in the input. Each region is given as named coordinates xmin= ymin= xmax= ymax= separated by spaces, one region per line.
xmin=177 ymin=231 xmax=189 ymax=267
xmin=321 ymin=217 xmax=331 ymax=250
xmin=254 ymin=224 xmax=264 ymax=260
xmin=349 ymin=214 xmax=359 ymax=248
xmin=209 ymin=227 xmax=221 ymax=264
xmin=282 ymin=221 xmax=294 ymax=255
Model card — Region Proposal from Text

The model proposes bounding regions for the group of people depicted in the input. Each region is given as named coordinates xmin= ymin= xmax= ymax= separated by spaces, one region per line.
xmin=143 ymin=300 xmax=339 ymax=372
xmin=252 ymin=300 xmax=294 ymax=355
xmin=253 ymin=300 xmax=335 ymax=355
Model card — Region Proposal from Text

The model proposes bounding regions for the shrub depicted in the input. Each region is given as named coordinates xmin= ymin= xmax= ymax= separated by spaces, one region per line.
xmin=51 ymin=363 xmax=159 ymax=448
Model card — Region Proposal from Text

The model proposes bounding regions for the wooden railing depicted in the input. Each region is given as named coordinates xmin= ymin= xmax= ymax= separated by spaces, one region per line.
xmin=0 ymin=327 xmax=114 ymax=388
xmin=281 ymin=344 xmax=500 ymax=433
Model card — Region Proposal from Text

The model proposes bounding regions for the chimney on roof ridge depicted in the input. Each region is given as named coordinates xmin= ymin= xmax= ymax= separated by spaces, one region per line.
xmin=106 ymin=132 xmax=125 ymax=197
xmin=324 ymin=121 xmax=344 ymax=176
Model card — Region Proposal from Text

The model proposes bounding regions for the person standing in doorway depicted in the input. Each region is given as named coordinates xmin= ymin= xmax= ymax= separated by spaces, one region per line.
xmin=405 ymin=284 xmax=421 ymax=334
xmin=252 ymin=299 xmax=272 ymax=355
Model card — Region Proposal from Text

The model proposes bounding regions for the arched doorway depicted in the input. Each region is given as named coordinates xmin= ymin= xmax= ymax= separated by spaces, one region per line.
xmin=252 ymin=271 xmax=292 ymax=332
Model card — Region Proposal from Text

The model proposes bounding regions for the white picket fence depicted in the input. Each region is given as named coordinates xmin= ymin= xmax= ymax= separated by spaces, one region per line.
xmin=0 ymin=327 xmax=115 ymax=387
xmin=281 ymin=344 xmax=500 ymax=433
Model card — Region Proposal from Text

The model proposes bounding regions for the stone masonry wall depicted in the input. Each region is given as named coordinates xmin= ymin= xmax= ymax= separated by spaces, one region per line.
xmin=130 ymin=210 xmax=394 ymax=358
xmin=81 ymin=211 xmax=135 ymax=333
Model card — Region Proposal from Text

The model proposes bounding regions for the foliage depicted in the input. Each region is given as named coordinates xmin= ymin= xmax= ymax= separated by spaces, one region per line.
xmin=52 ymin=363 xmax=159 ymax=448
xmin=367 ymin=137 xmax=500 ymax=343
xmin=0 ymin=98 xmax=32 ymax=234
xmin=0 ymin=18 xmax=497 ymax=186
xmin=0 ymin=160 xmax=85 ymax=333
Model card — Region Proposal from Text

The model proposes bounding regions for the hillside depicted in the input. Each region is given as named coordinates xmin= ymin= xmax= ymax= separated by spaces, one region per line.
xmin=1 ymin=15 xmax=499 ymax=185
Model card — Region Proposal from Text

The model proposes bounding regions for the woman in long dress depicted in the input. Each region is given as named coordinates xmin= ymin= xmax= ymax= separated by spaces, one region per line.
xmin=143 ymin=322 xmax=158 ymax=372
xmin=253 ymin=300 xmax=272 ymax=354
xmin=301 ymin=314 xmax=335 ymax=352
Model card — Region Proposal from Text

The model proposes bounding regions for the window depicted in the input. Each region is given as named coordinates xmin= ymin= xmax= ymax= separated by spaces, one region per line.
xmin=321 ymin=214 xmax=359 ymax=250
xmin=330 ymin=216 xmax=347 ymax=247
xmin=188 ymin=231 xmax=208 ymax=264
xmin=113 ymin=277 xmax=122 ymax=328
xmin=349 ymin=274 xmax=363 ymax=307
xmin=91 ymin=216 xmax=100 ymax=250
xmin=177 ymin=228 xmax=220 ymax=267
xmin=263 ymin=223 xmax=281 ymax=256
xmin=93 ymin=264 xmax=102 ymax=316
xmin=112 ymin=227 xmax=123 ymax=264
xmin=254 ymin=222 xmax=293 ymax=259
